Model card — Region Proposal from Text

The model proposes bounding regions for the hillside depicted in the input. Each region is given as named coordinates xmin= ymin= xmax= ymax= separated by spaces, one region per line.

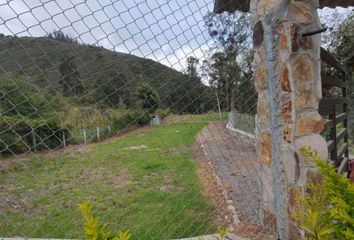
xmin=0 ymin=34 xmax=214 ymax=113
xmin=0 ymin=34 xmax=216 ymax=154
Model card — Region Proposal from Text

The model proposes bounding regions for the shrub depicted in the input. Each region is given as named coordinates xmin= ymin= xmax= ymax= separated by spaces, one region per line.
xmin=298 ymin=147 xmax=354 ymax=240
xmin=0 ymin=115 xmax=68 ymax=154
xmin=79 ymin=202 xmax=131 ymax=240
xmin=135 ymin=82 xmax=159 ymax=114
xmin=155 ymin=108 xmax=170 ymax=119
xmin=110 ymin=109 xmax=149 ymax=131
xmin=79 ymin=203 xmax=228 ymax=240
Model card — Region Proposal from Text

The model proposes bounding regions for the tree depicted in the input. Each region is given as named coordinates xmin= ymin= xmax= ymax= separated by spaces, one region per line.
xmin=185 ymin=56 xmax=199 ymax=78
xmin=183 ymin=56 xmax=212 ymax=114
xmin=203 ymin=11 xmax=256 ymax=114
xmin=95 ymin=71 xmax=130 ymax=108
xmin=48 ymin=30 xmax=78 ymax=44
xmin=135 ymin=82 xmax=159 ymax=114
xmin=59 ymin=56 xmax=84 ymax=97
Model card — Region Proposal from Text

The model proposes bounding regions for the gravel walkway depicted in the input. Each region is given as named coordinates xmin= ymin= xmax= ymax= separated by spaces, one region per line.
xmin=196 ymin=121 xmax=262 ymax=225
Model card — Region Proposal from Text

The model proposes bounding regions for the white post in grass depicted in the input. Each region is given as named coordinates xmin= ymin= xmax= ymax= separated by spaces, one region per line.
xmin=108 ymin=125 xmax=111 ymax=134
xmin=97 ymin=127 xmax=100 ymax=141
xmin=32 ymin=128 xmax=37 ymax=152
xmin=62 ymin=131 xmax=66 ymax=148
xmin=83 ymin=129 xmax=87 ymax=143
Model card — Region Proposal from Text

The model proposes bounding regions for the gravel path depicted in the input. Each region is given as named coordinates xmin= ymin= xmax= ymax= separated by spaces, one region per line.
xmin=196 ymin=121 xmax=262 ymax=225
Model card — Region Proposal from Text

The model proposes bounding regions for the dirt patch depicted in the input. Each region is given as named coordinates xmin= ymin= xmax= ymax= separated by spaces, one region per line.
xmin=109 ymin=171 xmax=132 ymax=188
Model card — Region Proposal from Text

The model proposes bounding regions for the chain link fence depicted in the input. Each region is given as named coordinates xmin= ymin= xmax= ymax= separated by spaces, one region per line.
xmin=0 ymin=0 xmax=352 ymax=239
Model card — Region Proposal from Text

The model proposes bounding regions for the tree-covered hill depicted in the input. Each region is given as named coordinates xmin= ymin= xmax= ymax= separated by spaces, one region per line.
xmin=0 ymin=34 xmax=215 ymax=154
xmin=0 ymin=34 xmax=214 ymax=113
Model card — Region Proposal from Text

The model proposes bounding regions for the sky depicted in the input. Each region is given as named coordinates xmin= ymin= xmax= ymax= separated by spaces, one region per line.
xmin=0 ymin=0 xmax=353 ymax=72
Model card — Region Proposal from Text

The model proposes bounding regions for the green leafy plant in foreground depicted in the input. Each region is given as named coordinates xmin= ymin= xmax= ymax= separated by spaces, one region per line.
xmin=299 ymin=147 xmax=354 ymax=240
xmin=79 ymin=203 xmax=227 ymax=240
xmin=79 ymin=203 xmax=131 ymax=240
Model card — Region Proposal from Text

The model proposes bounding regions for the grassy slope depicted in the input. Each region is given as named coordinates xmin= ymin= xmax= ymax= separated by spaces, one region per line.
xmin=0 ymin=123 xmax=216 ymax=239
xmin=0 ymin=35 xmax=213 ymax=113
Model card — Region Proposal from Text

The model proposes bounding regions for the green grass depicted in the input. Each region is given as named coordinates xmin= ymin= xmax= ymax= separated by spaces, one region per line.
xmin=164 ymin=112 xmax=228 ymax=123
xmin=0 ymin=123 xmax=217 ymax=239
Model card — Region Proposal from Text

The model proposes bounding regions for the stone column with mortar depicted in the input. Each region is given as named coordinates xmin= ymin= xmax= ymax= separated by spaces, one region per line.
xmin=252 ymin=0 xmax=328 ymax=238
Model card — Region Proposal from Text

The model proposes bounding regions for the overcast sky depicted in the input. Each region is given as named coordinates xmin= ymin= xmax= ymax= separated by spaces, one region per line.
xmin=0 ymin=0 xmax=352 ymax=72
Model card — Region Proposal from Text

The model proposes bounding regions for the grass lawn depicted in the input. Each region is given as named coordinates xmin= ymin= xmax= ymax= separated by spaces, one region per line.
xmin=163 ymin=112 xmax=228 ymax=124
xmin=0 ymin=123 xmax=217 ymax=239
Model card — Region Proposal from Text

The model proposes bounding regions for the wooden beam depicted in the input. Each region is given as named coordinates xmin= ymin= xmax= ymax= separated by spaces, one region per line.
xmin=213 ymin=0 xmax=354 ymax=13
xmin=336 ymin=113 xmax=347 ymax=123
xmin=336 ymin=129 xmax=347 ymax=143
xmin=319 ymin=98 xmax=346 ymax=107
xmin=320 ymin=47 xmax=346 ymax=72
xmin=321 ymin=73 xmax=346 ymax=88
xmin=337 ymin=143 xmax=349 ymax=159
xmin=338 ymin=157 xmax=349 ymax=174
xmin=320 ymin=0 xmax=354 ymax=9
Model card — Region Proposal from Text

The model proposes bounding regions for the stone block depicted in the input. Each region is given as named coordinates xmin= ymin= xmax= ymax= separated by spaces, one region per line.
xmin=262 ymin=166 xmax=275 ymax=212
xmin=281 ymin=64 xmax=291 ymax=92
xmin=260 ymin=131 xmax=272 ymax=166
xmin=290 ymin=24 xmax=299 ymax=52
xmin=257 ymin=0 xmax=282 ymax=16
xmin=283 ymin=123 xmax=293 ymax=143
xmin=295 ymin=85 xmax=317 ymax=111
xmin=296 ymin=111 xmax=324 ymax=136
xmin=257 ymin=91 xmax=269 ymax=125
xmin=280 ymin=93 xmax=292 ymax=124
xmin=288 ymin=1 xmax=313 ymax=24
xmin=254 ymin=63 xmax=267 ymax=92
xmin=300 ymin=36 xmax=313 ymax=50
xmin=281 ymin=146 xmax=299 ymax=185
xmin=293 ymin=54 xmax=314 ymax=84
xmin=295 ymin=134 xmax=328 ymax=160
xmin=279 ymin=23 xmax=287 ymax=49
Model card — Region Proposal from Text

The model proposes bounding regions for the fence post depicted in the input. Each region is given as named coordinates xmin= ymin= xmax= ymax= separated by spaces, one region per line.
xmin=83 ymin=129 xmax=87 ymax=143
xmin=62 ymin=131 xmax=66 ymax=148
xmin=263 ymin=15 xmax=289 ymax=239
xmin=108 ymin=125 xmax=111 ymax=134
xmin=97 ymin=127 xmax=100 ymax=141
xmin=32 ymin=128 xmax=37 ymax=153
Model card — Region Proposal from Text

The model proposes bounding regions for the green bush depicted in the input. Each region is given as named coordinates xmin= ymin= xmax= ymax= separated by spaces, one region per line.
xmin=110 ymin=109 xmax=149 ymax=131
xmin=155 ymin=108 xmax=170 ymax=119
xmin=0 ymin=115 xmax=68 ymax=154
xmin=299 ymin=147 xmax=354 ymax=240
xmin=0 ymin=77 xmax=68 ymax=154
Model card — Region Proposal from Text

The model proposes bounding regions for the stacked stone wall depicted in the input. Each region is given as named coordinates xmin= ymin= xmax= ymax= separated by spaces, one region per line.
xmin=251 ymin=0 xmax=328 ymax=238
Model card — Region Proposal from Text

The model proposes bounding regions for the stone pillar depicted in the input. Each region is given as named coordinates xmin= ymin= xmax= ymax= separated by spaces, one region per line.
xmin=252 ymin=0 xmax=328 ymax=238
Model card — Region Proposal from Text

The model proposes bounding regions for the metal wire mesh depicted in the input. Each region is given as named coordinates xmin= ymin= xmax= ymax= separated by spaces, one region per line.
xmin=0 ymin=0 xmax=352 ymax=239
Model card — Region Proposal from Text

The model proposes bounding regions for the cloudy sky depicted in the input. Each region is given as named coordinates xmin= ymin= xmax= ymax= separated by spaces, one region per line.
xmin=0 ymin=0 xmax=352 ymax=71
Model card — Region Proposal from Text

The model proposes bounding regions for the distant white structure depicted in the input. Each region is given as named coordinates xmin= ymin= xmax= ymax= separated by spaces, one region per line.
xmin=150 ymin=114 xmax=161 ymax=125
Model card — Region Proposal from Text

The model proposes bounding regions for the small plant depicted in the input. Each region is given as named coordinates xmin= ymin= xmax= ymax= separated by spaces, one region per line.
xmin=214 ymin=227 xmax=227 ymax=240
xmin=79 ymin=202 xmax=131 ymax=240
xmin=79 ymin=203 xmax=227 ymax=240
xmin=299 ymin=147 xmax=354 ymax=240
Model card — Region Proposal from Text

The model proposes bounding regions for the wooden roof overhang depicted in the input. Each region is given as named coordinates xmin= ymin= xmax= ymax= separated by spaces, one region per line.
xmin=214 ymin=0 xmax=354 ymax=13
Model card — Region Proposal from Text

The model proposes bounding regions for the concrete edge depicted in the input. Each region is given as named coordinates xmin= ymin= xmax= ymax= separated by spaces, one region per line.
xmin=225 ymin=123 xmax=255 ymax=140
